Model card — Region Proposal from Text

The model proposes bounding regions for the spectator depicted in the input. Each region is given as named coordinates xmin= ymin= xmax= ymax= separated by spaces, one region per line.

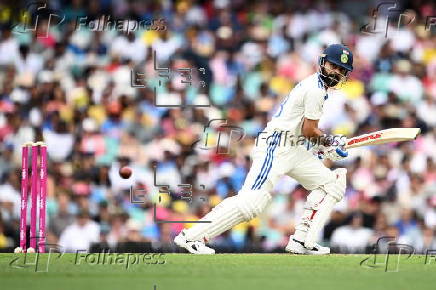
xmin=49 ymin=192 xmax=75 ymax=238
xmin=331 ymin=212 xmax=373 ymax=253
xmin=58 ymin=211 xmax=100 ymax=252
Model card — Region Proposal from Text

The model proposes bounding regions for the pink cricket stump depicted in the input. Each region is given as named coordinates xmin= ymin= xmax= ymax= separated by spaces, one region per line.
xmin=30 ymin=144 xmax=38 ymax=250
xmin=38 ymin=145 xmax=47 ymax=253
xmin=19 ymin=145 xmax=29 ymax=250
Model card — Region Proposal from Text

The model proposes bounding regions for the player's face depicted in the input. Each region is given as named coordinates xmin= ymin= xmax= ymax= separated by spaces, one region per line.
xmin=324 ymin=61 xmax=348 ymax=76
xmin=320 ymin=61 xmax=349 ymax=88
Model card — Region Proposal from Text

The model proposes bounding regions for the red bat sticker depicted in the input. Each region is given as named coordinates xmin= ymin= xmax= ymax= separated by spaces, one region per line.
xmin=347 ymin=133 xmax=382 ymax=146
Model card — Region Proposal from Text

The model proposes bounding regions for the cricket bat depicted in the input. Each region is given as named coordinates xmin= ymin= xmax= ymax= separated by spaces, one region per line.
xmin=344 ymin=128 xmax=421 ymax=149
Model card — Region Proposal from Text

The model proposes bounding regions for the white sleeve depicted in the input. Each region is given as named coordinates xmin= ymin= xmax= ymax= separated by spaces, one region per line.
xmin=304 ymin=87 xmax=325 ymax=120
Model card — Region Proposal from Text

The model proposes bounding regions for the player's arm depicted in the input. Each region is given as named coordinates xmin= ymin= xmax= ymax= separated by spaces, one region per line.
xmin=303 ymin=88 xmax=347 ymax=160
xmin=302 ymin=88 xmax=325 ymax=140
xmin=302 ymin=118 xmax=323 ymax=139
xmin=303 ymin=118 xmax=342 ymax=147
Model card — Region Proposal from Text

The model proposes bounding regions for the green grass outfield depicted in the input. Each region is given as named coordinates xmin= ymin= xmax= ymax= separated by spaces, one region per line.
xmin=1 ymin=253 xmax=435 ymax=290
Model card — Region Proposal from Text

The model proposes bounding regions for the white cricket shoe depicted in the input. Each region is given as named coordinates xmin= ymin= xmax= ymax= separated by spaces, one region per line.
xmin=174 ymin=230 xmax=215 ymax=254
xmin=285 ymin=235 xmax=330 ymax=255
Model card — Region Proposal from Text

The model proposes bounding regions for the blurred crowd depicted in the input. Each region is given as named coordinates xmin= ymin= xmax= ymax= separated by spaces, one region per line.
xmin=0 ymin=0 xmax=435 ymax=253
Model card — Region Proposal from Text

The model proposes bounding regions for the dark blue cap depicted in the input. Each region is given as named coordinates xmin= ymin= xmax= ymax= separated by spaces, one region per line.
xmin=320 ymin=44 xmax=353 ymax=72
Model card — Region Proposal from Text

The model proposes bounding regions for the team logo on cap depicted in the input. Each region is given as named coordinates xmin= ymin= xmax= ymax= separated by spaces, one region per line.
xmin=341 ymin=53 xmax=348 ymax=63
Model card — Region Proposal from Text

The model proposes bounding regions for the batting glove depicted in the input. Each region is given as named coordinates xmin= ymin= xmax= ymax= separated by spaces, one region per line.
xmin=323 ymin=145 xmax=348 ymax=161
xmin=310 ymin=134 xmax=347 ymax=161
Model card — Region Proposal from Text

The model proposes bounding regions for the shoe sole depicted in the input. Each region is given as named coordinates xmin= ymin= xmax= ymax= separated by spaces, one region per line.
xmin=285 ymin=241 xmax=330 ymax=255
xmin=285 ymin=243 xmax=307 ymax=254
xmin=286 ymin=247 xmax=330 ymax=255
xmin=174 ymin=235 xmax=215 ymax=254
xmin=174 ymin=235 xmax=195 ymax=254
xmin=306 ymin=250 xmax=330 ymax=255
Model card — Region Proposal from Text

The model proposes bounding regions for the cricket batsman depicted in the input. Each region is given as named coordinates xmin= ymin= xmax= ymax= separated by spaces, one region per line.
xmin=174 ymin=44 xmax=353 ymax=254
